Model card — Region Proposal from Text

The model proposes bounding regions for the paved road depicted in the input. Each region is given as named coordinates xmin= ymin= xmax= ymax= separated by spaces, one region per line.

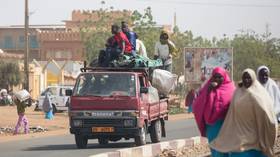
xmin=0 ymin=119 xmax=199 ymax=157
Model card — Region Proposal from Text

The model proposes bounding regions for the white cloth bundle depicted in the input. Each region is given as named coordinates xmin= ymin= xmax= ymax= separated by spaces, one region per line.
xmin=14 ymin=89 xmax=31 ymax=102
xmin=152 ymin=69 xmax=177 ymax=95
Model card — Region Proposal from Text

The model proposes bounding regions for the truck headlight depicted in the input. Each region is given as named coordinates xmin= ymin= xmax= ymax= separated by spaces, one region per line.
xmin=69 ymin=112 xmax=84 ymax=117
xmin=122 ymin=111 xmax=139 ymax=117
xmin=73 ymin=120 xmax=83 ymax=127
xmin=124 ymin=119 xmax=134 ymax=127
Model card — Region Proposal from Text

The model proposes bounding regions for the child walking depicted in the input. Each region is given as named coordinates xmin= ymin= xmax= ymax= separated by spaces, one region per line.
xmin=13 ymin=90 xmax=32 ymax=135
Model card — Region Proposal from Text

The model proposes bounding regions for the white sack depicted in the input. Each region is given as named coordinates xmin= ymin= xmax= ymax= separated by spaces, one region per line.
xmin=14 ymin=89 xmax=31 ymax=102
xmin=152 ymin=69 xmax=177 ymax=95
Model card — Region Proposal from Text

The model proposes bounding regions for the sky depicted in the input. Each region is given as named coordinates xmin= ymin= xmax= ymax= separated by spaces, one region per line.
xmin=0 ymin=0 xmax=280 ymax=39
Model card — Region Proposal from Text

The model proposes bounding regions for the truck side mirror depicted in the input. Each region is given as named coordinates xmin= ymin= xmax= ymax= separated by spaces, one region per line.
xmin=65 ymin=89 xmax=73 ymax=96
xmin=140 ymin=87 xmax=149 ymax=94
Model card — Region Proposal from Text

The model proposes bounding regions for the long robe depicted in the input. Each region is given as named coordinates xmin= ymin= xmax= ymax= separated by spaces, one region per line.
xmin=193 ymin=67 xmax=235 ymax=137
xmin=210 ymin=68 xmax=277 ymax=157
xmin=257 ymin=65 xmax=280 ymax=117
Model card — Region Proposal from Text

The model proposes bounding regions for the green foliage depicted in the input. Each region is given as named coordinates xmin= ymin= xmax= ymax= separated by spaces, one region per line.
xmin=132 ymin=8 xmax=161 ymax=58
xmin=80 ymin=8 xmax=132 ymax=62
xmin=169 ymin=106 xmax=185 ymax=115
xmin=231 ymin=30 xmax=280 ymax=80
xmin=0 ymin=61 xmax=22 ymax=91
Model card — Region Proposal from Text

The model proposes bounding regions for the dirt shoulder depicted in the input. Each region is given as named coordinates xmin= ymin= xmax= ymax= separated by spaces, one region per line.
xmin=0 ymin=106 xmax=193 ymax=143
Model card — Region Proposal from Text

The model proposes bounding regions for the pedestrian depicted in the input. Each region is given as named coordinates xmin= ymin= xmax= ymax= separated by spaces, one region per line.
xmin=121 ymin=21 xmax=137 ymax=56
xmin=210 ymin=68 xmax=277 ymax=157
xmin=13 ymin=89 xmax=32 ymax=135
xmin=42 ymin=92 xmax=54 ymax=119
xmin=257 ymin=65 xmax=280 ymax=122
xmin=154 ymin=30 xmax=178 ymax=72
xmin=193 ymin=67 xmax=235 ymax=157
xmin=185 ymin=88 xmax=195 ymax=113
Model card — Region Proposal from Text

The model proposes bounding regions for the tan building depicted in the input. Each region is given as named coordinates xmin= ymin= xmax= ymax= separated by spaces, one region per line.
xmin=0 ymin=25 xmax=69 ymax=61
xmin=64 ymin=10 xmax=132 ymax=31
xmin=38 ymin=31 xmax=84 ymax=61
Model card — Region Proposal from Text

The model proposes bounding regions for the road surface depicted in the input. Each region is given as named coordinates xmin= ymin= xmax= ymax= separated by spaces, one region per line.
xmin=0 ymin=119 xmax=199 ymax=157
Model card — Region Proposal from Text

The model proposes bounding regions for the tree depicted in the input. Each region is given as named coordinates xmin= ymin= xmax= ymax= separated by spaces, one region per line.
xmin=231 ymin=29 xmax=280 ymax=80
xmin=80 ymin=7 xmax=132 ymax=62
xmin=0 ymin=61 xmax=22 ymax=92
xmin=132 ymin=7 xmax=160 ymax=58
xmin=79 ymin=6 xmax=280 ymax=81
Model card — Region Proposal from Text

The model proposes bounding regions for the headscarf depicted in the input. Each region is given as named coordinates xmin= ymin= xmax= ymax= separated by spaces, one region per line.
xmin=210 ymin=69 xmax=277 ymax=157
xmin=42 ymin=92 xmax=52 ymax=112
xmin=193 ymin=67 xmax=235 ymax=137
xmin=257 ymin=65 xmax=280 ymax=116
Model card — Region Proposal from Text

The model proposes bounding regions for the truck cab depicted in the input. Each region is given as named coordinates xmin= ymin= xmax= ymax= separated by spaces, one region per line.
xmin=68 ymin=67 xmax=168 ymax=148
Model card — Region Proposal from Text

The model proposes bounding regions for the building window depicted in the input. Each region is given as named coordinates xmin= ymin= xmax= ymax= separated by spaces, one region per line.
xmin=46 ymin=51 xmax=56 ymax=59
xmin=46 ymin=50 xmax=72 ymax=60
xmin=4 ymin=36 xmax=14 ymax=49
xmin=29 ymin=35 xmax=39 ymax=48
xmin=18 ymin=36 xmax=24 ymax=49
xmin=55 ymin=51 xmax=72 ymax=59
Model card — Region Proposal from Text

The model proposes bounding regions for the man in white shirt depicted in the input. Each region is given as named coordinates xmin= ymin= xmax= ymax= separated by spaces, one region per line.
xmin=136 ymin=35 xmax=147 ymax=58
xmin=154 ymin=31 xmax=176 ymax=72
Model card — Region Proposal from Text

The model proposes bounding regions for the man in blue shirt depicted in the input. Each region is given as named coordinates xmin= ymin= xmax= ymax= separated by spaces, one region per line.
xmin=121 ymin=21 xmax=137 ymax=56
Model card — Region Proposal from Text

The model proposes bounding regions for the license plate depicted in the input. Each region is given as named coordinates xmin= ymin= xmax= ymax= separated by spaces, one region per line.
xmin=92 ymin=127 xmax=114 ymax=133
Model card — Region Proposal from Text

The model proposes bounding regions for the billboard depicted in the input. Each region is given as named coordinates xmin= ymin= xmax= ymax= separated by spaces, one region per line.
xmin=184 ymin=47 xmax=233 ymax=83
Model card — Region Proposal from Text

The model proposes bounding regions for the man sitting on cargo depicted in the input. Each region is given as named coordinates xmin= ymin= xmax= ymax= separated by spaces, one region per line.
xmin=112 ymin=24 xmax=132 ymax=56
xmin=121 ymin=21 xmax=137 ymax=57
xmin=99 ymin=24 xmax=133 ymax=67
xmin=98 ymin=36 xmax=120 ymax=67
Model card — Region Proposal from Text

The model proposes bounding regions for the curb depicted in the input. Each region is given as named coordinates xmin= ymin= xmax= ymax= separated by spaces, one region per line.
xmin=90 ymin=136 xmax=209 ymax=157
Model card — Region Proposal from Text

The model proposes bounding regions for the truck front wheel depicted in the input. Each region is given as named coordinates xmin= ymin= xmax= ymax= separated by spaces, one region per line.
xmin=75 ymin=134 xmax=88 ymax=149
xmin=150 ymin=120 xmax=162 ymax=143
xmin=134 ymin=126 xmax=147 ymax=146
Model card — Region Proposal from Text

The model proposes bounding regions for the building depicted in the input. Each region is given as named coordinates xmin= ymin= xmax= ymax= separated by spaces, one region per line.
xmin=38 ymin=30 xmax=84 ymax=61
xmin=64 ymin=10 xmax=132 ymax=31
xmin=0 ymin=25 xmax=69 ymax=61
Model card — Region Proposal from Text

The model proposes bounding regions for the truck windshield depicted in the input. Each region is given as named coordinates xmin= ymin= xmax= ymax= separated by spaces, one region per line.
xmin=73 ymin=73 xmax=136 ymax=97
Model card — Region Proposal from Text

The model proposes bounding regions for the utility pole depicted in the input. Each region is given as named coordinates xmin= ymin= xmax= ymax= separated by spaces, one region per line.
xmin=24 ymin=0 xmax=29 ymax=91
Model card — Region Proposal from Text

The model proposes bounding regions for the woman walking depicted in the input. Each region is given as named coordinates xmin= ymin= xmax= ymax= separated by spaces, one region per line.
xmin=193 ymin=67 xmax=235 ymax=157
xmin=43 ymin=92 xmax=54 ymax=119
xmin=211 ymin=68 xmax=277 ymax=157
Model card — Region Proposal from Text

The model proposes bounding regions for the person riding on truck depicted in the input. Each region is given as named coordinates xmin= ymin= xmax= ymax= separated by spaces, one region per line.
xmin=112 ymin=24 xmax=132 ymax=56
xmin=154 ymin=30 xmax=179 ymax=72
xmin=121 ymin=21 xmax=137 ymax=57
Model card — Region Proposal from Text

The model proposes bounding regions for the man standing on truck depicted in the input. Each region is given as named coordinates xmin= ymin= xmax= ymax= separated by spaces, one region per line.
xmin=154 ymin=31 xmax=178 ymax=72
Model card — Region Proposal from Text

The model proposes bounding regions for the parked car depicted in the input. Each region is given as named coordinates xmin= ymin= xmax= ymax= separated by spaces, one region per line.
xmin=36 ymin=86 xmax=73 ymax=113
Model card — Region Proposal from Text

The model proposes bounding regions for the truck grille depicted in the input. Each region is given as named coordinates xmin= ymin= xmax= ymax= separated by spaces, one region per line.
xmin=83 ymin=119 xmax=124 ymax=127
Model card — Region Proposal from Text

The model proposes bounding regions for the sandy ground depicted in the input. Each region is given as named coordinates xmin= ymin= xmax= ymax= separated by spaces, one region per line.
xmin=0 ymin=105 xmax=193 ymax=143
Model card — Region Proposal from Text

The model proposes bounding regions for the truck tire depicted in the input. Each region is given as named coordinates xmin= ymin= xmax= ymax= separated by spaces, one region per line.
xmin=150 ymin=120 xmax=161 ymax=143
xmin=75 ymin=134 xmax=88 ymax=149
xmin=134 ymin=126 xmax=147 ymax=146
xmin=98 ymin=138 xmax=109 ymax=145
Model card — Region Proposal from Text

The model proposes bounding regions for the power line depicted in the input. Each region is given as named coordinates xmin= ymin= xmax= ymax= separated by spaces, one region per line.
xmin=138 ymin=0 xmax=280 ymax=8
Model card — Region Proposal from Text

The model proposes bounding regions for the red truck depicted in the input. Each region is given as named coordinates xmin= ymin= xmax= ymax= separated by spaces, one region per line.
xmin=66 ymin=67 xmax=169 ymax=148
